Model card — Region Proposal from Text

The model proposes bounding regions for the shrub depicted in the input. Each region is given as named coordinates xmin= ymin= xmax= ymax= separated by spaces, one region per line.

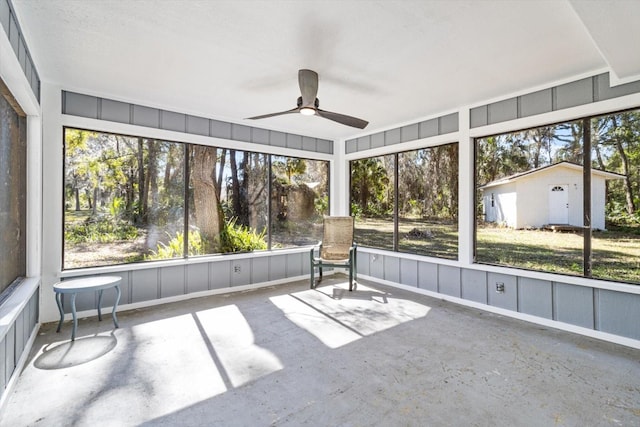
xmin=146 ymin=230 xmax=204 ymax=260
xmin=218 ymin=218 xmax=267 ymax=253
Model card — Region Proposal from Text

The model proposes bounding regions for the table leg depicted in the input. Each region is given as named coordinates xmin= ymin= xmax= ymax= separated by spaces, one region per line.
xmin=55 ymin=292 xmax=64 ymax=333
xmin=97 ymin=289 xmax=104 ymax=321
xmin=112 ymin=285 xmax=121 ymax=328
xmin=71 ymin=293 xmax=77 ymax=341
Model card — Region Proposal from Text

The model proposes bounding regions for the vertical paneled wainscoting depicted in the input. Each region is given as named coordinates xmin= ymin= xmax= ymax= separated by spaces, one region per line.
xmin=57 ymin=250 xmax=313 ymax=315
xmin=357 ymin=249 xmax=640 ymax=347
xmin=0 ymin=279 xmax=39 ymax=410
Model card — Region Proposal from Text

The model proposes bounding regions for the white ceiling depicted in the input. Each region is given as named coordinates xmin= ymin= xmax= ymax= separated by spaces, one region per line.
xmin=12 ymin=0 xmax=640 ymax=141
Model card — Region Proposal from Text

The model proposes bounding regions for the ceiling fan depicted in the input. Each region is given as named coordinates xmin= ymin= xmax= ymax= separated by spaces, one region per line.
xmin=247 ymin=69 xmax=368 ymax=129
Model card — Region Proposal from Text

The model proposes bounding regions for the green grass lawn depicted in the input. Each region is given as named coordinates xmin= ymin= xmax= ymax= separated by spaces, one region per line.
xmin=355 ymin=217 xmax=640 ymax=284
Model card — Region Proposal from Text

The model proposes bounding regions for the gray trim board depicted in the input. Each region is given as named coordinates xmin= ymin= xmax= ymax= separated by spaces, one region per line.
xmin=345 ymin=112 xmax=459 ymax=154
xmin=471 ymin=73 xmax=640 ymax=128
xmin=0 ymin=0 xmax=40 ymax=101
xmin=62 ymin=91 xmax=333 ymax=155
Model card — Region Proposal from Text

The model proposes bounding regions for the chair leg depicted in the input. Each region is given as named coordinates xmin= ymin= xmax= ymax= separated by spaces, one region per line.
xmin=349 ymin=265 xmax=354 ymax=291
xmin=310 ymin=263 xmax=315 ymax=289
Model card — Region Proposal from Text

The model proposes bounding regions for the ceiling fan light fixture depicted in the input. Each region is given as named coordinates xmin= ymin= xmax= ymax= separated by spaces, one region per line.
xmin=299 ymin=107 xmax=315 ymax=116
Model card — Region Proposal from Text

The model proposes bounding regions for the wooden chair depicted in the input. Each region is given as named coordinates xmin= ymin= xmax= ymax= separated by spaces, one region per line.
xmin=310 ymin=216 xmax=357 ymax=291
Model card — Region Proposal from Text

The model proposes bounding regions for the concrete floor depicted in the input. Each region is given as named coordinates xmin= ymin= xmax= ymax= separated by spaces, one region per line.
xmin=2 ymin=277 xmax=639 ymax=426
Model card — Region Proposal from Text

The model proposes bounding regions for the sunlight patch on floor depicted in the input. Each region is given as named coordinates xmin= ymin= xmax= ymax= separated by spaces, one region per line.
xmin=195 ymin=304 xmax=284 ymax=388
xmin=125 ymin=313 xmax=229 ymax=417
xmin=270 ymin=282 xmax=431 ymax=349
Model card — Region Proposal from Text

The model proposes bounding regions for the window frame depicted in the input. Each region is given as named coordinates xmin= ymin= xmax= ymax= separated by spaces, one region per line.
xmin=62 ymin=126 xmax=331 ymax=270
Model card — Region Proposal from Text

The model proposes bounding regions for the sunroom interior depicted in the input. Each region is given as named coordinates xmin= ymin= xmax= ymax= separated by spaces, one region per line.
xmin=1 ymin=0 xmax=640 ymax=424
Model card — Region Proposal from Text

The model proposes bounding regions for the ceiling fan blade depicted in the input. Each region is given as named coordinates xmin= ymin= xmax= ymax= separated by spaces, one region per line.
xmin=298 ymin=69 xmax=318 ymax=107
xmin=316 ymin=108 xmax=369 ymax=129
xmin=246 ymin=107 xmax=299 ymax=120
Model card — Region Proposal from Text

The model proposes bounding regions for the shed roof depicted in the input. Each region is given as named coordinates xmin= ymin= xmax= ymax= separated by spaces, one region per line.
xmin=479 ymin=162 xmax=624 ymax=190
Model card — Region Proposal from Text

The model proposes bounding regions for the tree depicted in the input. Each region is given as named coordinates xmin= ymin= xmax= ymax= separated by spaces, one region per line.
xmin=190 ymin=145 xmax=224 ymax=252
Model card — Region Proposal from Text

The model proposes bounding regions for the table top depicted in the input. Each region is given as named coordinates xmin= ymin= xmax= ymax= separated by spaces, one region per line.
xmin=53 ymin=276 xmax=122 ymax=293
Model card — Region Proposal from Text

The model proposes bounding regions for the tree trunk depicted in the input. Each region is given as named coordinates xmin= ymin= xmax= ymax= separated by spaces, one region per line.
xmin=191 ymin=145 xmax=223 ymax=252
xmin=610 ymin=116 xmax=636 ymax=214
xmin=74 ymin=187 xmax=80 ymax=211
xmin=147 ymin=140 xmax=159 ymax=223
xmin=138 ymin=138 xmax=147 ymax=223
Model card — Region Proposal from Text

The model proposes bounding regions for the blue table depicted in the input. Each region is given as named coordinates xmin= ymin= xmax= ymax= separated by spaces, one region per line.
xmin=54 ymin=276 xmax=122 ymax=341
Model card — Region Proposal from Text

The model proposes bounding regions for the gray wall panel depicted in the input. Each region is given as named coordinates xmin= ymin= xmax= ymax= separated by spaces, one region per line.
xmin=187 ymin=263 xmax=209 ymax=293
xmin=597 ymin=290 xmax=640 ymax=340
xmin=14 ymin=313 xmax=24 ymax=362
xmin=400 ymin=258 xmax=418 ymax=287
xmin=251 ymin=127 xmax=270 ymax=145
xmin=301 ymin=252 xmax=311 ymax=275
xmin=0 ymin=0 xmax=9 ymax=35
xmin=556 ymin=77 xmax=593 ymax=110
xmin=357 ymin=252 xmax=370 ymax=276
xmin=488 ymin=98 xmax=517 ymax=124
xmin=439 ymin=113 xmax=459 ymax=134
xmin=369 ymin=254 xmax=384 ymax=279
xmin=18 ymin=38 xmax=25 ymax=71
xmin=287 ymin=134 xmax=302 ymax=150
xmin=101 ymin=99 xmax=131 ymax=124
xmin=8 ymin=13 xmax=17 ymax=53
xmin=554 ymin=282 xmax=594 ymax=329
xmin=461 ymin=269 xmax=487 ymax=304
xmin=438 ymin=265 xmax=461 ymax=297
xmin=302 ymin=136 xmax=316 ymax=152
xmin=160 ymin=266 xmax=185 ymax=298
xmin=0 ymin=337 xmax=5 ymax=389
xmin=595 ymin=73 xmax=640 ymax=101
xmin=518 ymin=277 xmax=552 ymax=319
xmin=64 ymin=92 xmax=98 ymax=118
xmin=317 ymin=139 xmax=333 ymax=154
xmin=4 ymin=324 xmax=15 ymax=385
xmin=345 ymin=139 xmax=357 ymax=154
xmin=270 ymin=131 xmax=287 ymax=147
xmin=520 ymin=89 xmax=553 ymax=118
xmin=371 ymin=133 xmax=385 ymax=149
xmin=419 ymin=119 xmax=439 ymax=138
xmin=161 ymin=111 xmax=186 ymax=133
xmin=385 ymin=128 xmax=401 ymax=146
xmin=401 ymin=123 xmax=419 ymax=142
xmin=210 ymin=120 xmax=232 ymax=139
xmin=231 ymin=259 xmax=251 ymax=286
xmin=231 ymin=124 xmax=251 ymax=142
xmin=210 ymin=261 xmax=231 ymax=289
xmin=132 ymin=269 xmax=159 ymax=303
xmin=186 ymin=115 xmax=210 ymax=136
xmin=286 ymin=253 xmax=303 ymax=277
xmin=418 ymin=261 xmax=438 ymax=292
xmin=252 ymin=257 xmax=269 ymax=283
xmin=487 ymin=273 xmax=517 ymax=310
xmin=132 ymin=105 xmax=160 ymax=128
xmin=383 ymin=256 xmax=400 ymax=283
xmin=357 ymin=136 xmax=371 ymax=151
xmin=470 ymin=106 xmax=487 ymax=128
xmin=269 ymin=255 xmax=286 ymax=281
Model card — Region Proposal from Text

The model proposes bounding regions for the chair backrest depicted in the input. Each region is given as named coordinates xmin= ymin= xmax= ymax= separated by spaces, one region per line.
xmin=320 ymin=216 xmax=354 ymax=260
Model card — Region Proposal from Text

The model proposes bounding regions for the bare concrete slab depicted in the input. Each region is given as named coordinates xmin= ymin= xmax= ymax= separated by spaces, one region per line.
xmin=2 ymin=277 xmax=639 ymax=426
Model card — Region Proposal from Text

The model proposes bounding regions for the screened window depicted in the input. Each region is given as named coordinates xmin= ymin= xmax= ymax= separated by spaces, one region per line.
xmin=0 ymin=90 xmax=27 ymax=293
xmin=350 ymin=143 xmax=458 ymax=258
xmin=63 ymin=128 xmax=329 ymax=269
xmin=475 ymin=109 xmax=640 ymax=284
xmin=350 ymin=154 xmax=395 ymax=251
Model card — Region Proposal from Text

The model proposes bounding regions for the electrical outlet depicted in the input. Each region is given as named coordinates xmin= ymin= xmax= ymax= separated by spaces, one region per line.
xmin=233 ymin=265 xmax=241 ymax=273
xmin=496 ymin=282 xmax=505 ymax=293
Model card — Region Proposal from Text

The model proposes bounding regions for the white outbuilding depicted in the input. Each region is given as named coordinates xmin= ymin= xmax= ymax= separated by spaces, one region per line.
xmin=480 ymin=162 xmax=623 ymax=230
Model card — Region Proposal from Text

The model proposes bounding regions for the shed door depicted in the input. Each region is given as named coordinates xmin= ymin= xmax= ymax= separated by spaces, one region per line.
xmin=548 ymin=185 xmax=569 ymax=224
